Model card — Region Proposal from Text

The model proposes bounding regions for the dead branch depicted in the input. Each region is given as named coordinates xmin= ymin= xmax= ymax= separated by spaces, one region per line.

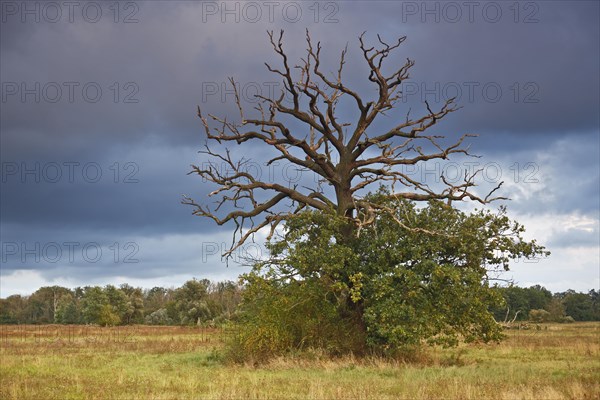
xmin=185 ymin=30 xmax=506 ymax=257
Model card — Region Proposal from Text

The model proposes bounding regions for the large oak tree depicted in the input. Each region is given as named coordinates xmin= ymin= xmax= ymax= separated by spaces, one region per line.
xmin=185 ymin=32 xmax=547 ymax=358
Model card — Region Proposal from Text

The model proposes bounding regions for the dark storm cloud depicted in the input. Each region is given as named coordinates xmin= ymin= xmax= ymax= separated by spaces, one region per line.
xmin=403 ymin=2 xmax=599 ymax=130
xmin=1 ymin=1 xmax=598 ymax=288
xmin=2 ymin=1 xmax=597 ymax=154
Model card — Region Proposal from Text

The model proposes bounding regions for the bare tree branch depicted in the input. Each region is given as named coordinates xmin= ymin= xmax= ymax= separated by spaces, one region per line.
xmin=185 ymin=31 xmax=506 ymax=257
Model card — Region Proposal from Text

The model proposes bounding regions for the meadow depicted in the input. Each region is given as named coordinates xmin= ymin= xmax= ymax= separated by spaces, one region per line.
xmin=0 ymin=323 xmax=598 ymax=399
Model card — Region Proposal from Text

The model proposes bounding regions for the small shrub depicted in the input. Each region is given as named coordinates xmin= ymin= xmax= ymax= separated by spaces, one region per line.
xmin=224 ymin=274 xmax=366 ymax=364
xmin=529 ymin=309 xmax=551 ymax=323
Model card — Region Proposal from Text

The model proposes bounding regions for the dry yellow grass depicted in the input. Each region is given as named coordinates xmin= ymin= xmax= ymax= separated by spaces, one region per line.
xmin=1 ymin=323 xmax=598 ymax=399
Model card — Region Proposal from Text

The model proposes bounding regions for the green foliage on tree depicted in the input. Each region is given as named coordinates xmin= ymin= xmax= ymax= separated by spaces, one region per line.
xmin=55 ymin=294 xmax=81 ymax=324
xmin=207 ymin=281 xmax=243 ymax=324
xmin=496 ymin=287 xmax=600 ymax=323
xmin=171 ymin=279 xmax=213 ymax=325
xmin=0 ymin=280 xmax=240 ymax=326
xmin=104 ymin=285 xmax=129 ymax=320
xmin=557 ymin=290 xmax=599 ymax=321
xmin=97 ymin=304 xmax=121 ymax=326
xmin=545 ymin=297 xmax=568 ymax=322
xmin=0 ymin=295 xmax=26 ymax=323
xmin=14 ymin=286 xmax=72 ymax=324
xmin=356 ymin=194 xmax=547 ymax=348
xmin=491 ymin=285 xmax=553 ymax=322
xmin=81 ymin=286 xmax=109 ymax=324
xmin=80 ymin=285 xmax=128 ymax=325
xmin=143 ymin=286 xmax=173 ymax=317
xmin=118 ymin=284 xmax=145 ymax=324
xmin=231 ymin=190 xmax=549 ymax=361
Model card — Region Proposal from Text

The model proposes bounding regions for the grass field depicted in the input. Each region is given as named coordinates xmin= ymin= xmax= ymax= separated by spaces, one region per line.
xmin=0 ymin=323 xmax=598 ymax=399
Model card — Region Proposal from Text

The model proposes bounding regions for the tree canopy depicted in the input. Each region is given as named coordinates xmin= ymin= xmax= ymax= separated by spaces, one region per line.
xmin=230 ymin=190 xmax=548 ymax=359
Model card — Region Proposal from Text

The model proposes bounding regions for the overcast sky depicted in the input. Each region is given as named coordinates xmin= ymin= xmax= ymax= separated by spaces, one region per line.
xmin=1 ymin=1 xmax=598 ymax=296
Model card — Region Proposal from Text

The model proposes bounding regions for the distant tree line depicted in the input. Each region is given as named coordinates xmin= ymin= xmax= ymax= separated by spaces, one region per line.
xmin=0 ymin=281 xmax=597 ymax=326
xmin=0 ymin=279 xmax=241 ymax=326
xmin=489 ymin=285 xmax=600 ymax=323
